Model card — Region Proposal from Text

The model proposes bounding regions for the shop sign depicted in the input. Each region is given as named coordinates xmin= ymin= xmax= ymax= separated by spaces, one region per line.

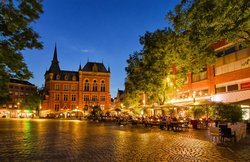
xmin=241 ymin=82 xmax=250 ymax=89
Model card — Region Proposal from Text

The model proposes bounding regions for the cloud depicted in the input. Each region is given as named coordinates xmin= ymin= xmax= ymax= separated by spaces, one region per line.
xmin=80 ymin=49 xmax=93 ymax=53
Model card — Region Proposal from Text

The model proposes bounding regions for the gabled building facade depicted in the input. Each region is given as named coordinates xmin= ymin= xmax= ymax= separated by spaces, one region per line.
xmin=41 ymin=46 xmax=111 ymax=117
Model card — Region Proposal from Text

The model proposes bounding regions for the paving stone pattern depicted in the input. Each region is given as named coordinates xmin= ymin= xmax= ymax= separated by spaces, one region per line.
xmin=0 ymin=119 xmax=249 ymax=162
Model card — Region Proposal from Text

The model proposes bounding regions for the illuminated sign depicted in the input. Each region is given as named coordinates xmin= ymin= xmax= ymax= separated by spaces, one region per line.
xmin=241 ymin=82 xmax=250 ymax=90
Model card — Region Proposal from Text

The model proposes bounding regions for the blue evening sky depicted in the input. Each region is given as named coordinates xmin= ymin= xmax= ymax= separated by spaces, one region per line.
xmin=23 ymin=0 xmax=180 ymax=98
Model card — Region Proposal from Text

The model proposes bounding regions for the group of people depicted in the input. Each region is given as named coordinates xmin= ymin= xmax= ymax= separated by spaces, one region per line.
xmin=113 ymin=115 xmax=191 ymax=131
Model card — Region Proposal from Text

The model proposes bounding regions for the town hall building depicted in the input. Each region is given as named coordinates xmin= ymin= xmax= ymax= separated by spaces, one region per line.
xmin=41 ymin=46 xmax=111 ymax=118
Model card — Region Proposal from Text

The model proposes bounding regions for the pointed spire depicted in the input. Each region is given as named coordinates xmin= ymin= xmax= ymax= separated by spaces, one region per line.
xmin=108 ymin=64 xmax=110 ymax=72
xmin=79 ymin=62 xmax=82 ymax=71
xmin=48 ymin=43 xmax=60 ymax=73
xmin=52 ymin=43 xmax=58 ymax=64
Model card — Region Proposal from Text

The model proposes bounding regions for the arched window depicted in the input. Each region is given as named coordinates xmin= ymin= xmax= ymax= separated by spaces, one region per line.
xmin=101 ymin=80 xmax=105 ymax=92
xmin=72 ymin=75 xmax=76 ymax=81
xmin=92 ymin=80 xmax=98 ymax=92
xmin=84 ymin=80 xmax=89 ymax=91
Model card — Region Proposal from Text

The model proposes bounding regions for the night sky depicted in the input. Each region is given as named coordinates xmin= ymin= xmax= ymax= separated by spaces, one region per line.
xmin=23 ymin=0 xmax=180 ymax=97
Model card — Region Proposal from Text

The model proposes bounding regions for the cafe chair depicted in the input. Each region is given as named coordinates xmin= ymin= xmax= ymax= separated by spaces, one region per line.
xmin=209 ymin=127 xmax=221 ymax=143
xmin=220 ymin=127 xmax=236 ymax=142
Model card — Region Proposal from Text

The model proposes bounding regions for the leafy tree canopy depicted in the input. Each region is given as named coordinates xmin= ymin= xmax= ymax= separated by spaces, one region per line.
xmin=0 ymin=0 xmax=43 ymax=101
xmin=167 ymin=0 xmax=250 ymax=48
xmin=22 ymin=92 xmax=41 ymax=111
xmin=124 ymin=28 xmax=214 ymax=107
xmin=211 ymin=103 xmax=243 ymax=123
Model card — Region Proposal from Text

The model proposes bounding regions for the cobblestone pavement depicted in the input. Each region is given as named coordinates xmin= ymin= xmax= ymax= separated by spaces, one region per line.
xmin=0 ymin=119 xmax=249 ymax=162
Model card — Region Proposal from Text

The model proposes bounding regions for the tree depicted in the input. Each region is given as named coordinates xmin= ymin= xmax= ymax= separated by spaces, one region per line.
xmin=0 ymin=0 xmax=43 ymax=102
xmin=167 ymin=0 xmax=250 ymax=49
xmin=23 ymin=92 xmax=41 ymax=114
xmin=124 ymin=29 xmax=214 ymax=108
xmin=211 ymin=103 xmax=243 ymax=123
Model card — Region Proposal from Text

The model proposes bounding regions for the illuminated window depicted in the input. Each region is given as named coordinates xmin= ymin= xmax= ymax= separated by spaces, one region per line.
xmin=55 ymin=84 xmax=60 ymax=90
xmin=55 ymin=94 xmax=60 ymax=100
xmin=72 ymin=94 xmax=76 ymax=101
xmin=64 ymin=94 xmax=68 ymax=101
xmin=228 ymin=84 xmax=238 ymax=92
xmin=84 ymin=80 xmax=89 ymax=91
xmin=101 ymin=80 xmax=105 ymax=92
xmin=100 ymin=96 xmax=105 ymax=101
xmin=92 ymin=95 xmax=97 ymax=101
xmin=93 ymin=80 xmax=98 ymax=92
xmin=72 ymin=85 xmax=76 ymax=91
xmin=215 ymin=86 xmax=226 ymax=93
xmin=55 ymin=104 xmax=60 ymax=111
xmin=84 ymin=95 xmax=89 ymax=101
xmin=64 ymin=84 xmax=69 ymax=91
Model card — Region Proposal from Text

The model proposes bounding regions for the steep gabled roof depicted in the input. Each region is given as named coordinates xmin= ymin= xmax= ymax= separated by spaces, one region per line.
xmin=81 ymin=62 xmax=109 ymax=73
xmin=53 ymin=70 xmax=79 ymax=81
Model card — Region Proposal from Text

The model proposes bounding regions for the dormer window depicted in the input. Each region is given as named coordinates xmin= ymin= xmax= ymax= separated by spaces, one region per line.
xmin=92 ymin=63 xmax=98 ymax=72
xmin=72 ymin=75 xmax=76 ymax=81
xmin=56 ymin=74 xmax=60 ymax=80
xmin=64 ymin=75 xmax=68 ymax=80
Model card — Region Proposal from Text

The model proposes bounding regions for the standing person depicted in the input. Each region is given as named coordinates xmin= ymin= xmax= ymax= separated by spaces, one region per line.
xmin=166 ymin=117 xmax=172 ymax=131
xmin=160 ymin=116 xmax=167 ymax=130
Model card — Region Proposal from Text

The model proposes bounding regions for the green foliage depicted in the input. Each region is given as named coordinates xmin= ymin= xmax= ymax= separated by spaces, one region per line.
xmin=0 ymin=0 xmax=43 ymax=101
xmin=23 ymin=92 xmax=41 ymax=111
xmin=122 ymin=88 xmax=141 ymax=108
xmin=211 ymin=103 xmax=243 ymax=123
xmin=192 ymin=107 xmax=206 ymax=119
xmin=131 ymin=108 xmax=140 ymax=115
xmin=125 ymin=28 xmax=214 ymax=107
xmin=167 ymin=0 xmax=250 ymax=48
xmin=89 ymin=105 xmax=102 ymax=120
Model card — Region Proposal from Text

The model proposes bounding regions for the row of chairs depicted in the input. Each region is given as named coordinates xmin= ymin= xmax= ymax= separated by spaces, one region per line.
xmin=209 ymin=126 xmax=236 ymax=143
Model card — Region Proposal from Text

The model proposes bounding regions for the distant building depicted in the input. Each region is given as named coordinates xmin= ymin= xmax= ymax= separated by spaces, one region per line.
xmin=113 ymin=89 xmax=124 ymax=108
xmin=41 ymin=45 xmax=111 ymax=117
xmin=0 ymin=79 xmax=37 ymax=118
xmin=115 ymin=89 xmax=124 ymax=104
